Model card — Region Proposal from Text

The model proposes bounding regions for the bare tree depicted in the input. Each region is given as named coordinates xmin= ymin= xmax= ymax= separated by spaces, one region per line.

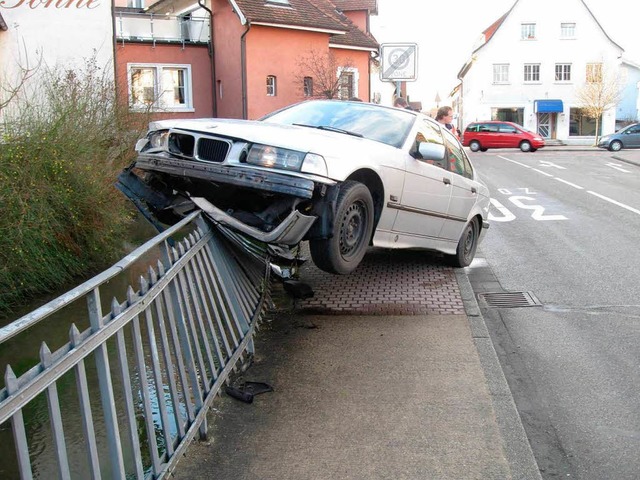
xmin=0 ymin=41 xmax=42 ymax=114
xmin=294 ymin=48 xmax=355 ymax=99
xmin=575 ymin=65 xmax=623 ymax=144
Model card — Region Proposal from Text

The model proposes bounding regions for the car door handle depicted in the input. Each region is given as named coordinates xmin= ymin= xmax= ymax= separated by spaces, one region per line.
xmin=471 ymin=187 xmax=477 ymax=194
xmin=443 ymin=177 xmax=451 ymax=185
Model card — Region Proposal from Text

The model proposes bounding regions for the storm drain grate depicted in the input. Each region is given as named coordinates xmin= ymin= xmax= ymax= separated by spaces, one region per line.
xmin=478 ymin=291 xmax=542 ymax=308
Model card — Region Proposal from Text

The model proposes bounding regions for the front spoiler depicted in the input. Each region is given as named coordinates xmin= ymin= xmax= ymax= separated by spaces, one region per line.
xmin=191 ymin=197 xmax=317 ymax=245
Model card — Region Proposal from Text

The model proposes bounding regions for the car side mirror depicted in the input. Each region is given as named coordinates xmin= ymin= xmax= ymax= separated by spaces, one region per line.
xmin=418 ymin=142 xmax=446 ymax=163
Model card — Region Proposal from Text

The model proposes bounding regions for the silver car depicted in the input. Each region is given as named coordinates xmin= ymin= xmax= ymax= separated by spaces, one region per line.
xmin=597 ymin=122 xmax=640 ymax=151
xmin=120 ymin=100 xmax=490 ymax=274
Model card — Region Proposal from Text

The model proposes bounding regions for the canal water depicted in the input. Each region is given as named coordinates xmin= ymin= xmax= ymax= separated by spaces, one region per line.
xmin=0 ymin=213 xmax=166 ymax=478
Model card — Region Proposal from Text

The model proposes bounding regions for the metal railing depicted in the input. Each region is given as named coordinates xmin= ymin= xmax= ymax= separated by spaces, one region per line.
xmin=115 ymin=11 xmax=210 ymax=45
xmin=0 ymin=211 xmax=272 ymax=479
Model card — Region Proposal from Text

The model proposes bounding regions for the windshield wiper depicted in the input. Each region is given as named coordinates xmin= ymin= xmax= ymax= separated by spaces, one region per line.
xmin=293 ymin=123 xmax=363 ymax=138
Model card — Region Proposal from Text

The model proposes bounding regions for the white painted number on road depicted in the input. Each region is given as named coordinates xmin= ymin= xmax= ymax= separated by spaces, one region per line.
xmin=509 ymin=196 xmax=568 ymax=221
xmin=605 ymin=162 xmax=631 ymax=173
xmin=488 ymin=199 xmax=516 ymax=222
xmin=498 ymin=188 xmax=537 ymax=195
xmin=538 ymin=160 xmax=566 ymax=170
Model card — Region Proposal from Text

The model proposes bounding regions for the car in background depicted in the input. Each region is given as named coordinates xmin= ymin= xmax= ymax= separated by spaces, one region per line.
xmin=118 ymin=100 xmax=490 ymax=275
xmin=461 ymin=121 xmax=545 ymax=152
xmin=597 ymin=122 xmax=640 ymax=151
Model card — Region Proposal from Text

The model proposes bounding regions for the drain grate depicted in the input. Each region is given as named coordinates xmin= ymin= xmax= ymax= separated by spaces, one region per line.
xmin=478 ymin=291 xmax=542 ymax=308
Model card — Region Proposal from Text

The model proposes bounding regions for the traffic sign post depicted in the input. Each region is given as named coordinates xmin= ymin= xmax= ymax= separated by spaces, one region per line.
xmin=380 ymin=43 xmax=418 ymax=82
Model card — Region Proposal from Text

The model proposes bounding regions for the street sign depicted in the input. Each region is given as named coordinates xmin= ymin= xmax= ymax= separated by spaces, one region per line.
xmin=380 ymin=43 xmax=418 ymax=81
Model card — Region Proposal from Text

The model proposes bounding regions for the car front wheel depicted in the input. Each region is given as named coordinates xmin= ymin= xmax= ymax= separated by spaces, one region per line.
xmin=469 ymin=140 xmax=481 ymax=152
xmin=310 ymin=181 xmax=374 ymax=275
xmin=609 ymin=140 xmax=623 ymax=151
xmin=520 ymin=141 xmax=532 ymax=152
xmin=448 ymin=219 xmax=479 ymax=268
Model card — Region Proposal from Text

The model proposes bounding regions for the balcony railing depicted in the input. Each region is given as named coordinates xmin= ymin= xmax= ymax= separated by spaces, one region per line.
xmin=116 ymin=11 xmax=210 ymax=45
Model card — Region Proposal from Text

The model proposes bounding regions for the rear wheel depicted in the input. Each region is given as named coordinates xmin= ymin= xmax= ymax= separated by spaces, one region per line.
xmin=469 ymin=140 xmax=481 ymax=152
xmin=309 ymin=181 xmax=374 ymax=275
xmin=530 ymin=148 xmax=537 ymax=152
xmin=520 ymin=140 xmax=532 ymax=152
xmin=609 ymin=140 xmax=623 ymax=151
xmin=448 ymin=219 xmax=479 ymax=268
xmin=480 ymin=147 xmax=488 ymax=152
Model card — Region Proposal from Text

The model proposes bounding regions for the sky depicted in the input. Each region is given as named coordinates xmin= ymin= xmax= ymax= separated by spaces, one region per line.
xmin=370 ymin=0 xmax=639 ymax=108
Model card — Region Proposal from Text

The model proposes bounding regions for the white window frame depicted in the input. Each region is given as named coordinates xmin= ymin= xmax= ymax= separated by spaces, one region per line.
xmin=555 ymin=63 xmax=572 ymax=82
xmin=521 ymin=23 xmax=536 ymax=40
xmin=266 ymin=75 xmax=277 ymax=96
xmin=336 ymin=67 xmax=359 ymax=100
xmin=493 ymin=64 xmax=510 ymax=84
xmin=560 ymin=22 xmax=576 ymax=38
xmin=523 ymin=63 xmax=540 ymax=83
xmin=127 ymin=63 xmax=193 ymax=112
xmin=303 ymin=76 xmax=313 ymax=97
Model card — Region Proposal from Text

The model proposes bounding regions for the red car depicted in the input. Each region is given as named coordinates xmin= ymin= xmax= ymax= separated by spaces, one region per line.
xmin=461 ymin=121 xmax=545 ymax=152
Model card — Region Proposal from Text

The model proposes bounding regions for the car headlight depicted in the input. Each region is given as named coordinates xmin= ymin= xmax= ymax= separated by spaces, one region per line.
xmin=599 ymin=136 xmax=610 ymax=143
xmin=247 ymin=144 xmax=304 ymax=171
xmin=138 ymin=129 xmax=169 ymax=152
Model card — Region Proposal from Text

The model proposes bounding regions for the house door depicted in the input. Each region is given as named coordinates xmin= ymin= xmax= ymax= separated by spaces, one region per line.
xmin=537 ymin=113 xmax=556 ymax=139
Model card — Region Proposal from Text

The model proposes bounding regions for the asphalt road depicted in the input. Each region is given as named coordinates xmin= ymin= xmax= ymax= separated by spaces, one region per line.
xmin=467 ymin=149 xmax=640 ymax=480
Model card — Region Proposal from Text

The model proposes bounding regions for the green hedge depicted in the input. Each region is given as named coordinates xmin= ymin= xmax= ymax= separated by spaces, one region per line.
xmin=0 ymin=59 xmax=149 ymax=317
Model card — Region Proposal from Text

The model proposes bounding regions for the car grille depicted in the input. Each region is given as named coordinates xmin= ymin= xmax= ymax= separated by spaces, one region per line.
xmin=197 ymin=137 xmax=230 ymax=163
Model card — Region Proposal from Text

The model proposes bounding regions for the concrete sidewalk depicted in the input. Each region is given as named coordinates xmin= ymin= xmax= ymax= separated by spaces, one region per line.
xmin=172 ymin=249 xmax=542 ymax=480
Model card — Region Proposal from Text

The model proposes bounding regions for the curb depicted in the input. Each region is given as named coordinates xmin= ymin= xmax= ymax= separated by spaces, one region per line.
xmin=455 ymin=269 xmax=543 ymax=480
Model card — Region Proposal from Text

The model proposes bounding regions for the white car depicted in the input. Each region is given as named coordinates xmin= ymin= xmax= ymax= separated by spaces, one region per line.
xmin=119 ymin=100 xmax=490 ymax=274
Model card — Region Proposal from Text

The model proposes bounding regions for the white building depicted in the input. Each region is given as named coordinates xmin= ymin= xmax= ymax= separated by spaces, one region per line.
xmin=456 ymin=0 xmax=634 ymax=145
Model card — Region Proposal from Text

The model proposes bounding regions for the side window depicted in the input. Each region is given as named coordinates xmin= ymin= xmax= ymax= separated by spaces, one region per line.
xmin=443 ymin=130 xmax=473 ymax=179
xmin=466 ymin=124 xmax=478 ymax=132
xmin=499 ymin=124 xmax=517 ymax=133
xmin=628 ymin=126 xmax=640 ymax=134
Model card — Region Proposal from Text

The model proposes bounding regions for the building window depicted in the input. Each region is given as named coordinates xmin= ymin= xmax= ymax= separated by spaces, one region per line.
xmin=127 ymin=0 xmax=143 ymax=7
xmin=303 ymin=77 xmax=313 ymax=97
xmin=555 ymin=63 xmax=572 ymax=81
xmin=491 ymin=108 xmax=524 ymax=125
xmin=524 ymin=64 xmax=540 ymax=82
xmin=267 ymin=75 xmax=277 ymax=96
xmin=493 ymin=64 xmax=509 ymax=84
xmin=586 ymin=63 xmax=603 ymax=83
xmin=569 ymin=108 xmax=601 ymax=136
xmin=521 ymin=23 xmax=536 ymax=40
xmin=129 ymin=64 xmax=192 ymax=111
xmin=561 ymin=22 xmax=575 ymax=38
xmin=266 ymin=0 xmax=289 ymax=4
xmin=337 ymin=67 xmax=358 ymax=99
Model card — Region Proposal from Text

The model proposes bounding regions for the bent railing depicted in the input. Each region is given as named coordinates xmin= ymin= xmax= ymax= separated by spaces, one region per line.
xmin=0 ymin=211 xmax=272 ymax=479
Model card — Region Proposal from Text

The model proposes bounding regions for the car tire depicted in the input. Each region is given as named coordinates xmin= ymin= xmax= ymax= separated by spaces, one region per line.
xmin=448 ymin=218 xmax=479 ymax=268
xmin=480 ymin=147 xmax=488 ymax=152
xmin=520 ymin=141 xmax=532 ymax=152
xmin=530 ymin=148 xmax=537 ymax=152
xmin=469 ymin=140 xmax=481 ymax=152
xmin=609 ymin=140 xmax=623 ymax=152
xmin=309 ymin=181 xmax=374 ymax=275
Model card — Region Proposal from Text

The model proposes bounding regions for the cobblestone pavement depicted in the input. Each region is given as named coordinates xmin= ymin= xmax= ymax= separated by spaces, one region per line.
xmin=292 ymin=244 xmax=465 ymax=316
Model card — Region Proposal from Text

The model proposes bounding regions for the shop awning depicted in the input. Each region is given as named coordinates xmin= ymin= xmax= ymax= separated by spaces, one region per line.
xmin=534 ymin=99 xmax=564 ymax=113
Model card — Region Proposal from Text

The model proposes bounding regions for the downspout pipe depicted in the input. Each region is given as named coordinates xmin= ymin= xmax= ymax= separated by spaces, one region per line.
xmin=241 ymin=24 xmax=250 ymax=119
xmin=198 ymin=0 xmax=217 ymax=117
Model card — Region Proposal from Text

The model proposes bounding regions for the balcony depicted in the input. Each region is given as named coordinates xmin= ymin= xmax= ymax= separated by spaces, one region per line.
xmin=115 ymin=10 xmax=210 ymax=45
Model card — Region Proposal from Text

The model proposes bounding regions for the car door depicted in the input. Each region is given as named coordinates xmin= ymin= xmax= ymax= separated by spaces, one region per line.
xmin=439 ymin=130 xmax=483 ymax=242
xmin=499 ymin=123 xmax=519 ymax=148
xmin=625 ymin=124 xmax=640 ymax=147
xmin=391 ymin=119 xmax=452 ymax=244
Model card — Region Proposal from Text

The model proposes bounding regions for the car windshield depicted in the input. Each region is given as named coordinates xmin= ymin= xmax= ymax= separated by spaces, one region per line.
xmin=261 ymin=100 xmax=416 ymax=148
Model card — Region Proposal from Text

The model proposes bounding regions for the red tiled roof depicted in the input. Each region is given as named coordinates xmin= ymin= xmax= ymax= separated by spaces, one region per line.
xmin=331 ymin=0 xmax=377 ymax=14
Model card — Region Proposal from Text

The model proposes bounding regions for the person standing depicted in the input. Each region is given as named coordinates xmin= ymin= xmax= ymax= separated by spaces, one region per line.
xmin=436 ymin=106 xmax=459 ymax=138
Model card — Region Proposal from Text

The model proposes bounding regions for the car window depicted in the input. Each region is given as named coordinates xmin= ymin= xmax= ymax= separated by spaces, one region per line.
xmin=627 ymin=125 xmax=640 ymax=134
xmin=479 ymin=123 xmax=499 ymax=133
xmin=498 ymin=124 xmax=518 ymax=133
xmin=442 ymin=129 xmax=472 ymax=178
xmin=410 ymin=119 xmax=446 ymax=168
xmin=262 ymin=100 xmax=416 ymax=148
xmin=465 ymin=124 xmax=479 ymax=132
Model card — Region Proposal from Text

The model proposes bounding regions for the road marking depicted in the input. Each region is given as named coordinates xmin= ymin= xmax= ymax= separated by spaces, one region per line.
xmin=539 ymin=160 xmax=566 ymax=169
xmin=509 ymin=196 xmax=568 ymax=220
xmin=587 ymin=191 xmax=640 ymax=215
xmin=499 ymin=156 xmax=530 ymax=168
xmin=605 ymin=162 xmax=631 ymax=173
xmin=554 ymin=177 xmax=584 ymax=189
xmin=488 ymin=198 xmax=516 ymax=222
xmin=532 ymin=168 xmax=554 ymax=177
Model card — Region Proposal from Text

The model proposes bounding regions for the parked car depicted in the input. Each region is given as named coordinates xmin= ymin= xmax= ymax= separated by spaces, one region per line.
xmin=461 ymin=121 xmax=545 ymax=152
xmin=119 ymin=100 xmax=490 ymax=274
xmin=597 ymin=122 xmax=640 ymax=151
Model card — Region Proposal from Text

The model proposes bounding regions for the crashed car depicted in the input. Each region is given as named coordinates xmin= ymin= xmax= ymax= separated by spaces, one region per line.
xmin=119 ymin=100 xmax=490 ymax=274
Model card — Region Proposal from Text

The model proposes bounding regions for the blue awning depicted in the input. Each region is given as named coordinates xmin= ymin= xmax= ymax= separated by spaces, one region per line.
xmin=534 ymin=99 xmax=564 ymax=113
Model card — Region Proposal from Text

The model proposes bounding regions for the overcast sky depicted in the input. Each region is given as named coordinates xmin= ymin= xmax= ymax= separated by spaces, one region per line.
xmin=370 ymin=0 xmax=639 ymax=107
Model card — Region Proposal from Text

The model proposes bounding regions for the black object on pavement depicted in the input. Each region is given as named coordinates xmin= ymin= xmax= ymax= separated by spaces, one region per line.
xmin=225 ymin=381 xmax=274 ymax=404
